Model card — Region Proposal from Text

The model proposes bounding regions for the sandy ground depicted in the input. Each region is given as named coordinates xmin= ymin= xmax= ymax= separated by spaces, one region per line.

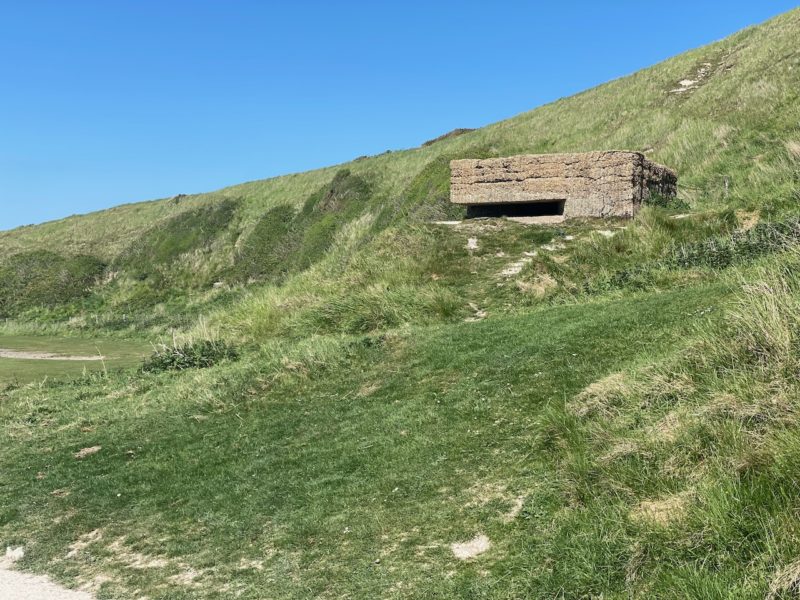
xmin=0 ymin=557 xmax=94 ymax=600
xmin=0 ymin=349 xmax=105 ymax=361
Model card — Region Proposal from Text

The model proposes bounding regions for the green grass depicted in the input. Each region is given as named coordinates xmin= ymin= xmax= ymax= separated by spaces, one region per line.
xmin=0 ymin=335 xmax=151 ymax=384
xmin=0 ymin=281 xmax=730 ymax=599
xmin=0 ymin=251 xmax=106 ymax=318
xmin=1 ymin=6 xmax=800 ymax=599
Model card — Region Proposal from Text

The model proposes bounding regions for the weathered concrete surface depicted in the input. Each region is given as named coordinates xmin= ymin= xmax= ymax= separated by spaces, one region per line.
xmin=450 ymin=151 xmax=677 ymax=219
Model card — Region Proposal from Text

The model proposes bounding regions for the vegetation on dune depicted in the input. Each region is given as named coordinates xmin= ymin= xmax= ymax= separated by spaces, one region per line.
xmin=0 ymin=251 xmax=105 ymax=318
xmin=230 ymin=169 xmax=373 ymax=284
xmin=2 ymin=7 xmax=800 ymax=599
xmin=1 ymin=6 xmax=799 ymax=331
xmin=114 ymin=199 xmax=239 ymax=282
xmin=534 ymin=250 xmax=800 ymax=597
xmin=230 ymin=204 xmax=296 ymax=283
xmin=142 ymin=339 xmax=239 ymax=373
xmin=0 ymin=279 xmax=731 ymax=598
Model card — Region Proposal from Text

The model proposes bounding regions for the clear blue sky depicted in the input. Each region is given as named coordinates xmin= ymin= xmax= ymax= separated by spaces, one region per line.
xmin=1 ymin=1 xmax=797 ymax=231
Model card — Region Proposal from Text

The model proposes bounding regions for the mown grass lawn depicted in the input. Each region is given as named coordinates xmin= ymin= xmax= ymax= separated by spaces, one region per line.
xmin=0 ymin=282 xmax=728 ymax=598
xmin=0 ymin=335 xmax=150 ymax=384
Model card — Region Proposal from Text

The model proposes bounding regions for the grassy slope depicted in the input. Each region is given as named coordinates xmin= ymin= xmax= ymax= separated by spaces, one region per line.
xmin=0 ymin=7 xmax=797 ymax=338
xmin=0 ymin=281 xmax=730 ymax=599
xmin=1 ymin=7 xmax=800 ymax=599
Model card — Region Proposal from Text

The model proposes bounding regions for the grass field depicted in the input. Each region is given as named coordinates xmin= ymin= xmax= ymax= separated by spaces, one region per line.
xmin=0 ymin=281 xmax=732 ymax=599
xmin=0 ymin=336 xmax=150 ymax=384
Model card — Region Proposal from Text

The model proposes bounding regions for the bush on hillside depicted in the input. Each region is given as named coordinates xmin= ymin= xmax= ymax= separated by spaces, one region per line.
xmin=582 ymin=218 xmax=800 ymax=295
xmin=296 ymin=169 xmax=372 ymax=267
xmin=116 ymin=199 xmax=239 ymax=280
xmin=643 ymin=189 xmax=689 ymax=210
xmin=376 ymin=146 xmax=498 ymax=227
xmin=301 ymin=169 xmax=371 ymax=215
xmin=0 ymin=251 xmax=105 ymax=317
xmin=401 ymin=154 xmax=465 ymax=223
xmin=671 ymin=218 xmax=800 ymax=269
xmin=231 ymin=204 xmax=297 ymax=283
xmin=231 ymin=170 xmax=373 ymax=284
xmin=142 ymin=339 xmax=239 ymax=373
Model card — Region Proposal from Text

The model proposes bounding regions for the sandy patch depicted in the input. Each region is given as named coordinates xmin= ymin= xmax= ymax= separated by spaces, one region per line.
xmin=466 ymin=482 xmax=508 ymax=507
xmin=465 ymin=303 xmax=488 ymax=322
xmin=499 ymin=258 xmax=532 ymax=277
xmin=357 ymin=382 xmax=381 ymax=397
xmin=516 ymin=274 xmax=557 ymax=298
xmin=465 ymin=481 xmax=525 ymax=522
xmin=106 ymin=538 xmax=169 ymax=570
xmin=0 ymin=349 xmax=105 ymax=361
xmin=736 ymin=210 xmax=759 ymax=231
xmin=568 ymin=371 xmax=632 ymax=418
xmin=631 ymin=491 xmax=693 ymax=527
xmin=669 ymin=62 xmax=712 ymax=94
xmin=506 ymin=215 xmax=565 ymax=225
xmin=503 ymin=497 xmax=525 ymax=522
xmin=74 ymin=446 xmax=102 ymax=460
xmin=169 ymin=568 xmax=204 ymax=586
xmin=67 ymin=530 xmax=103 ymax=558
xmin=541 ymin=242 xmax=566 ymax=252
xmin=237 ymin=558 xmax=264 ymax=571
xmin=5 ymin=547 xmax=25 ymax=562
xmin=451 ymin=534 xmax=491 ymax=560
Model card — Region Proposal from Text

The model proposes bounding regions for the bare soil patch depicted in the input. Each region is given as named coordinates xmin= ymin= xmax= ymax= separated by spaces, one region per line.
xmin=451 ymin=534 xmax=492 ymax=560
xmin=0 ymin=349 xmax=105 ymax=361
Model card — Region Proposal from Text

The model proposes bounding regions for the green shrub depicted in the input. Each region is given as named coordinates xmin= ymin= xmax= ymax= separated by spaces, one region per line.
xmin=671 ymin=218 xmax=800 ymax=269
xmin=231 ymin=170 xmax=373 ymax=284
xmin=0 ymin=251 xmax=105 ymax=317
xmin=300 ymin=168 xmax=371 ymax=216
xmin=400 ymin=154 xmax=463 ymax=223
xmin=296 ymin=169 xmax=372 ymax=267
xmin=643 ymin=189 xmax=689 ymax=210
xmin=142 ymin=339 xmax=239 ymax=373
xmin=231 ymin=204 xmax=297 ymax=283
xmin=116 ymin=199 xmax=239 ymax=279
xmin=582 ymin=218 xmax=800 ymax=295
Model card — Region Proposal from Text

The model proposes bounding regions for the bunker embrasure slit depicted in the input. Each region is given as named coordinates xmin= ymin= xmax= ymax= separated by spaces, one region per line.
xmin=466 ymin=200 xmax=565 ymax=219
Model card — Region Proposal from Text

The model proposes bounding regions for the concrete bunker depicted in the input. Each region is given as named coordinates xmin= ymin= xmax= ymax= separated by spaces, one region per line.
xmin=450 ymin=151 xmax=677 ymax=222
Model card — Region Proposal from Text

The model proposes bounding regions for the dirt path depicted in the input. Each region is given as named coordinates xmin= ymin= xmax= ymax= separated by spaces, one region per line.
xmin=0 ymin=349 xmax=105 ymax=361
xmin=0 ymin=557 xmax=94 ymax=600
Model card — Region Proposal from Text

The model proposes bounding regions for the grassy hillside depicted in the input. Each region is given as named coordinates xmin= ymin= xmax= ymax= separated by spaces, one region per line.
xmin=2 ymin=7 xmax=800 ymax=599
xmin=1 ymin=7 xmax=798 ymax=335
